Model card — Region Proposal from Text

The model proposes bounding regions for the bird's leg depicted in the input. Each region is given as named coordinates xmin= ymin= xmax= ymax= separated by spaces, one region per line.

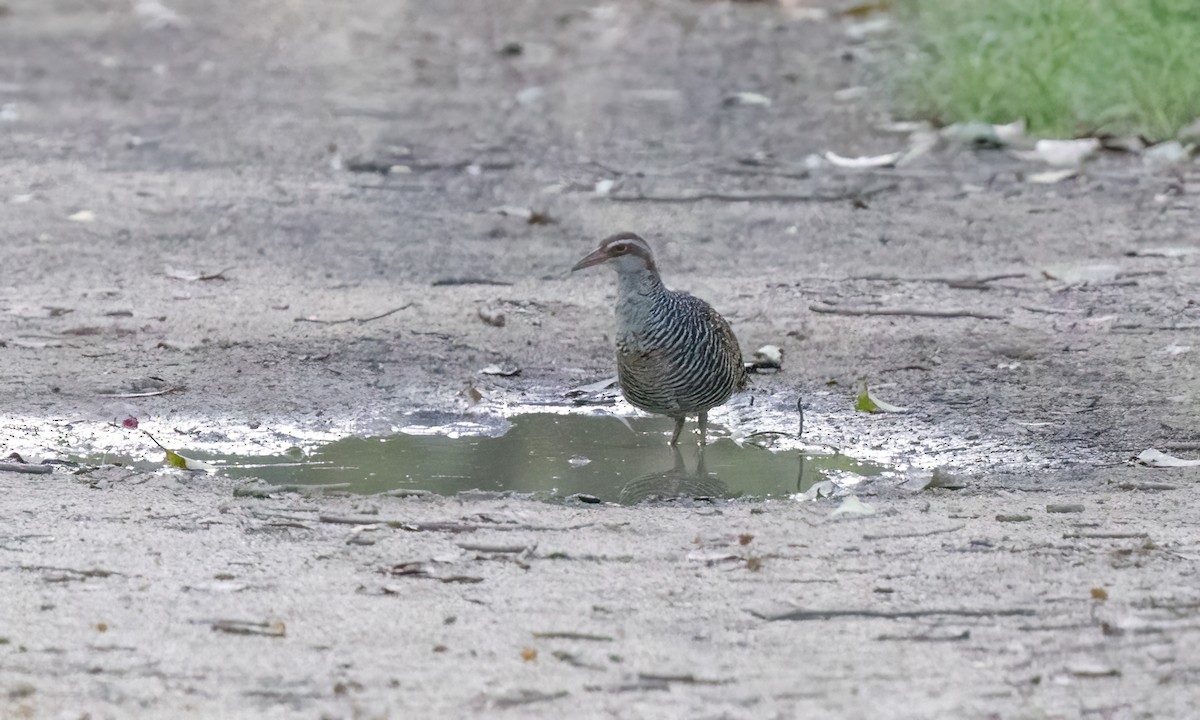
xmin=699 ymin=411 xmax=708 ymax=446
xmin=670 ymin=417 xmax=685 ymax=446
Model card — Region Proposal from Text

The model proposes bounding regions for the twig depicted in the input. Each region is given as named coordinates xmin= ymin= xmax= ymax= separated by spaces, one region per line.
xmin=852 ymin=272 xmax=1027 ymax=288
xmin=457 ymin=542 xmax=536 ymax=554
xmin=863 ymin=524 xmax=964 ymax=541
xmin=1062 ymin=532 xmax=1150 ymax=540
xmin=210 ymin=619 xmax=286 ymax=637
xmin=609 ymin=183 xmax=897 ymax=205
xmin=319 ymin=514 xmax=389 ymax=525
xmin=0 ymin=462 xmax=53 ymax=475
xmin=753 ymin=607 xmax=1035 ymax=621
xmin=1022 ymin=305 xmax=1071 ymax=315
xmin=551 ymin=650 xmax=605 ymax=670
xmin=294 ymin=304 xmax=413 ymax=325
xmin=21 ymin=565 xmax=114 ymax=578
xmin=491 ymin=690 xmax=569 ymax=709
xmin=809 ymin=304 xmax=1005 ymax=321
xmin=532 ymin=631 xmax=614 ymax=642
xmin=98 ymin=386 xmax=185 ymax=399
xmin=636 ymin=673 xmax=733 ymax=686
xmin=875 ymin=630 xmax=971 ymax=642
xmin=1117 ymin=482 xmax=1179 ymax=491
xmin=431 ymin=277 xmax=513 ymax=287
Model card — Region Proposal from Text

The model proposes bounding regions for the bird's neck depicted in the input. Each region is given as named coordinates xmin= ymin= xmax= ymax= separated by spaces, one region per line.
xmin=614 ymin=266 xmax=666 ymax=336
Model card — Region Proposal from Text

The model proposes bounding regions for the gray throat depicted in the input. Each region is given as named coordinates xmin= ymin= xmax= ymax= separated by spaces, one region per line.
xmin=614 ymin=267 xmax=666 ymax=348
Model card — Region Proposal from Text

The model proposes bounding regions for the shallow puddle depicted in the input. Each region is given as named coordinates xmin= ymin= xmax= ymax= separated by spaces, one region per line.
xmin=202 ymin=413 xmax=885 ymax=504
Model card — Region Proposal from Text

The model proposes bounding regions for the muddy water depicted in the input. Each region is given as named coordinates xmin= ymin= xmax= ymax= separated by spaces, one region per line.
xmin=208 ymin=414 xmax=884 ymax=504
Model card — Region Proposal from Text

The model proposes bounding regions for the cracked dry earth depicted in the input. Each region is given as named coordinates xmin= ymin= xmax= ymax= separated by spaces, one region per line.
xmin=2 ymin=0 xmax=1200 ymax=718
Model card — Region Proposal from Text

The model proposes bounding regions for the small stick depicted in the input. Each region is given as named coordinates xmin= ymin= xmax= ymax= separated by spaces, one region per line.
xmin=863 ymin=524 xmax=964 ymax=541
xmin=0 ymin=462 xmax=53 ymax=475
xmin=876 ymin=630 xmax=971 ymax=642
xmin=294 ymin=304 xmax=413 ymax=325
xmin=210 ymin=619 xmax=286 ymax=637
xmin=609 ymin=184 xmax=897 ymax=205
xmin=1062 ymin=532 xmax=1150 ymax=539
xmin=456 ymin=542 xmax=536 ymax=554
xmin=319 ymin=514 xmax=385 ymax=525
xmin=532 ymin=631 xmax=614 ymax=642
xmin=809 ymin=304 xmax=1005 ymax=321
xmin=431 ymin=278 xmax=514 ymax=287
xmin=753 ymin=607 xmax=1035 ymax=621
xmin=98 ymin=386 xmax=185 ymax=399
xmin=851 ymin=272 xmax=1026 ymax=286
xmin=636 ymin=673 xmax=733 ymax=686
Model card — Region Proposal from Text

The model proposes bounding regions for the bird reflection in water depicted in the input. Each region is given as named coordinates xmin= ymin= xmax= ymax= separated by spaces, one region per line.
xmin=618 ymin=445 xmax=728 ymax=504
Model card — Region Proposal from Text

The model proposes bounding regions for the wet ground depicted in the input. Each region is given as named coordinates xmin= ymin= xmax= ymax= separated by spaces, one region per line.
xmin=3 ymin=0 xmax=1200 ymax=718
xmin=89 ymin=413 xmax=885 ymax=503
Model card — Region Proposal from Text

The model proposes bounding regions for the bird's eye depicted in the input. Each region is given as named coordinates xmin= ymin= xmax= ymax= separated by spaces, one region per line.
xmin=612 ymin=243 xmax=628 ymax=254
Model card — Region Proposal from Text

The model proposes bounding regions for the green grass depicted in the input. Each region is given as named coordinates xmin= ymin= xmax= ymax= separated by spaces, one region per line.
xmin=896 ymin=0 xmax=1200 ymax=140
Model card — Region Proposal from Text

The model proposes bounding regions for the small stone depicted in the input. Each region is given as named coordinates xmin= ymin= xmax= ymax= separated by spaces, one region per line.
xmin=1046 ymin=503 xmax=1084 ymax=514
xmin=996 ymin=514 xmax=1033 ymax=522
xmin=477 ymin=308 xmax=506 ymax=327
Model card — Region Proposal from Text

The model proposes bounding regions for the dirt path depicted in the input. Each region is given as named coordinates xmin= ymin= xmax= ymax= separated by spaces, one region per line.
xmin=2 ymin=1 xmax=1199 ymax=717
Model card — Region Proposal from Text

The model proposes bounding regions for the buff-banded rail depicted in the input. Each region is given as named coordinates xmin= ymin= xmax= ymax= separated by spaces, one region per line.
xmin=572 ymin=232 xmax=747 ymax=445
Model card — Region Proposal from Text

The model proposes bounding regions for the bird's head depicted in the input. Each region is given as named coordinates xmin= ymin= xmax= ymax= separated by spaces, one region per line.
xmin=571 ymin=232 xmax=659 ymax=276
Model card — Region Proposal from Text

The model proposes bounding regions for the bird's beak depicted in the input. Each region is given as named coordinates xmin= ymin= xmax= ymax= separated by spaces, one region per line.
xmin=571 ymin=247 xmax=609 ymax=272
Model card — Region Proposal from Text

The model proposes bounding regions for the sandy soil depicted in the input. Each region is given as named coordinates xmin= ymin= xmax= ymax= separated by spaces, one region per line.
xmin=2 ymin=0 xmax=1200 ymax=718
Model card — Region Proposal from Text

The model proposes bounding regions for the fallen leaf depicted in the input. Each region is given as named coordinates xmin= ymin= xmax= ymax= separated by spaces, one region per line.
xmin=521 ymin=647 xmax=538 ymax=662
xmin=1027 ymin=168 xmax=1078 ymax=184
xmin=1135 ymin=448 xmax=1200 ymax=468
xmin=1014 ymin=138 xmax=1100 ymax=167
xmin=142 ymin=430 xmax=214 ymax=472
xmin=1126 ymin=247 xmax=1198 ymax=258
xmin=723 ymin=92 xmax=772 ymax=107
xmin=488 ymin=206 xmax=554 ymax=224
xmin=164 ymin=266 xmax=231 ymax=282
xmin=1040 ymin=263 xmax=1120 ymax=286
xmin=855 ymin=383 xmax=907 ymax=413
xmin=831 ymin=495 xmax=875 ymax=516
xmin=823 ymin=150 xmax=902 ymax=169
xmin=1091 ymin=587 xmax=1108 ymax=601
xmin=480 ymin=364 xmax=521 ymax=377
xmin=796 ymin=480 xmax=836 ymax=501
xmin=564 ymin=377 xmax=619 ymax=397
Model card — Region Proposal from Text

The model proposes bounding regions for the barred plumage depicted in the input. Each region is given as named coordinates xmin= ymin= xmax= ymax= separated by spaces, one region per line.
xmin=572 ymin=232 xmax=747 ymax=445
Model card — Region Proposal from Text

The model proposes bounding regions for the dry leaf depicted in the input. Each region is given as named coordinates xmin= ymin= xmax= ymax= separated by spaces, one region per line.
xmin=1135 ymin=448 xmax=1200 ymax=468
xmin=823 ymin=150 xmax=902 ymax=169
xmin=831 ymin=495 xmax=875 ymax=516
xmin=1027 ymin=169 xmax=1078 ymax=184
xmin=1014 ymin=138 xmax=1100 ymax=167
xmin=723 ymin=92 xmax=772 ymax=107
